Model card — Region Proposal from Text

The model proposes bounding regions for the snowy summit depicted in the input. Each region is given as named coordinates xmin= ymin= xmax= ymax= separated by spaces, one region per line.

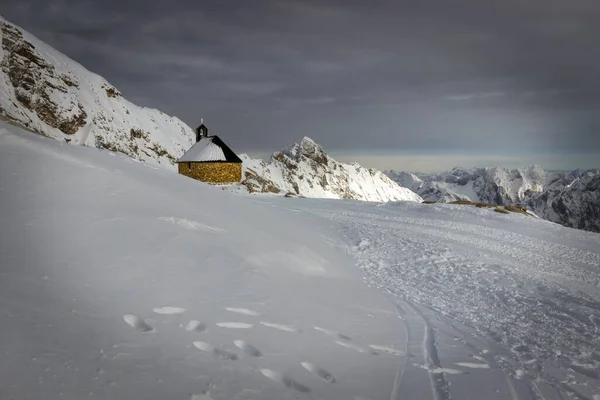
xmin=238 ymin=137 xmax=422 ymax=203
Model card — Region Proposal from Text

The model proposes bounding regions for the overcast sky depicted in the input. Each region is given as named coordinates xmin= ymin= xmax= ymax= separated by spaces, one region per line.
xmin=2 ymin=0 xmax=600 ymax=171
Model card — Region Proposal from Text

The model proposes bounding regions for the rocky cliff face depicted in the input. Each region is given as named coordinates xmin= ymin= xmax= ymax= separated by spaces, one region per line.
xmin=386 ymin=166 xmax=600 ymax=233
xmin=526 ymin=172 xmax=600 ymax=232
xmin=387 ymin=165 xmax=548 ymax=205
xmin=0 ymin=15 xmax=193 ymax=169
xmin=238 ymin=137 xmax=422 ymax=203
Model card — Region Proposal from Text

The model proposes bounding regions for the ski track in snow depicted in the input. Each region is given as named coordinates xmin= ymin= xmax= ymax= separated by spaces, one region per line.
xmin=303 ymin=205 xmax=600 ymax=399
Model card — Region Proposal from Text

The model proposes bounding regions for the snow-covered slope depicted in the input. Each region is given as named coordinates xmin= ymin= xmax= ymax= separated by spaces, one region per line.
xmin=0 ymin=122 xmax=404 ymax=400
xmin=237 ymin=137 xmax=422 ymax=203
xmin=387 ymin=165 xmax=600 ymax=232
xmin=2 ymin=122 xmax=600 ymax=399
xmin=0 ymin=14 xmax=194 ymax=168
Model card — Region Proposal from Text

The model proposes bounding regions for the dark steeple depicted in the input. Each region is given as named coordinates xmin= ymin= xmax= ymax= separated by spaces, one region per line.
xmin=195 ymin=118 xmax=208 ymax=142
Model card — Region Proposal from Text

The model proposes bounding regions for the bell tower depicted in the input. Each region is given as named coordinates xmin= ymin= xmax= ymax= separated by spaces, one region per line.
xmin=195 ymin=118 xmax=208 ymax=142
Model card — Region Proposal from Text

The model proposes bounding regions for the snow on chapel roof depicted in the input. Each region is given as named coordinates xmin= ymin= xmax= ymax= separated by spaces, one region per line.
xmin=177 ymin=136 xmax=242 ymax=163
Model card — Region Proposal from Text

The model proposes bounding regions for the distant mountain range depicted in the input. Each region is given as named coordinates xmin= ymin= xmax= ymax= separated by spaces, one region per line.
xmin=385 ymin=166 xmax=600 ymax=233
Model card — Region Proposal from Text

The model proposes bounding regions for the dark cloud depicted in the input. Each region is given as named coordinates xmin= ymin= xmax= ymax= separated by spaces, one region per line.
xmin=1 ymin=0 xmax=600 ymax=161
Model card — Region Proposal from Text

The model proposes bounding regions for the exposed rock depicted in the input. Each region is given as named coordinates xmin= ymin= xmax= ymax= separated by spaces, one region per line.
xmin=0 ymin=16 xmax=193 ymax=169
xmin=1 ymin=22 xmax=87 ymax=135
xmin=526 ymin=173 xmax=600 ymax=232
xmin=103 ymin=84 xmax=121 ymax=98
xmin=242 ymin=169 xmax=281 ymax=194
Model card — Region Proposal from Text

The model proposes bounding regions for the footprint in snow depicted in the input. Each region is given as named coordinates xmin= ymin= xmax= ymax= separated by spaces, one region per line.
xmin=301 ymin=362 xmax=336 ymax=383
xmin=260 ymin=368 xmax=311 ymax=393
xmin=193 ymin=341 xmax=238 ymax=361
xmin=153 ymin=306 xmax=186 ymax=315
xmin=185 ymin=320 xmax=207 ymax=333
xmin=123 ymin=315 xmax=153 ymax=332
xmin=233 ymin=340 xmax=262 ymax=357
xmin=368 ymin=345 xmax=404 ymax=356
xmin=225 ymin=307 xmax=261 ymax=316
xmin=260 ymin=322 xmax=301 ymax=333
xmin=216 ymin=322 xmax=253 ymax=329
xmin=335 ymin=341 xmax=378 ymax=355
xmin=314 ymin=326 xmax=352 ymax=341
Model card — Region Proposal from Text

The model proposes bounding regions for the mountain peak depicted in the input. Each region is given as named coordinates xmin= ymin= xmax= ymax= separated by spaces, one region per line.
xmin=299 ymin=136 xmax=321 ymax=149
xmin=300 ymin=136 xmax=317 ymax=145
xmin=279 ymin=136 xmax=328 ymax=165
xmin=241 ymin=138 xmax=422 ymax=203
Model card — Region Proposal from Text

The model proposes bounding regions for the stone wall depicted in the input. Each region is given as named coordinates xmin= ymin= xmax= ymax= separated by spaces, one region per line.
xmin=178 ymin=162 xmax=241 ymax=183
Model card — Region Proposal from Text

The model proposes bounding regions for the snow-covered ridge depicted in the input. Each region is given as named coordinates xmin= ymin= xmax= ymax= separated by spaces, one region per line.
xmin=386 ymin=165 xmax=600 ymax=232
xmin=386 ymin=165 xmax=548 ymax=204
xmin=0 ymin=15 xmax=194 ymax=169
xmin=236 ymin=136 xmax=422 ymax=203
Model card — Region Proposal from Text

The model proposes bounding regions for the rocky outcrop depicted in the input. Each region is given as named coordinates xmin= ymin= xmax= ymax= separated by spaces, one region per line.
xmin=1 ymin=22 xmax=87 ymax=135
xmin=526 ymin=172 xmax=600 ymax=232
xmin=0 ymin=15 xmax=193 ymax=169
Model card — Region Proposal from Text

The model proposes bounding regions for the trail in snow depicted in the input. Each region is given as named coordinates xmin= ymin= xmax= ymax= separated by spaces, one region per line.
xmin=291 ymin=199 xmax=600 ymax=400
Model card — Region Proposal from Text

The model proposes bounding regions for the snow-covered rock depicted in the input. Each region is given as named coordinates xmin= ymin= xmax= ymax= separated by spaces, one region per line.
xmin=0 ymin=14 xmax=194 ymax=169
xmin=387 ymin=165 xmax=548 ymax=204
xmin=237 ymin=137 xmax=422 ymax=203
xmin=386 ymin=165 xmax=600 ymax=232
xmin=528 ymin=172 xmax=600 ymax=232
